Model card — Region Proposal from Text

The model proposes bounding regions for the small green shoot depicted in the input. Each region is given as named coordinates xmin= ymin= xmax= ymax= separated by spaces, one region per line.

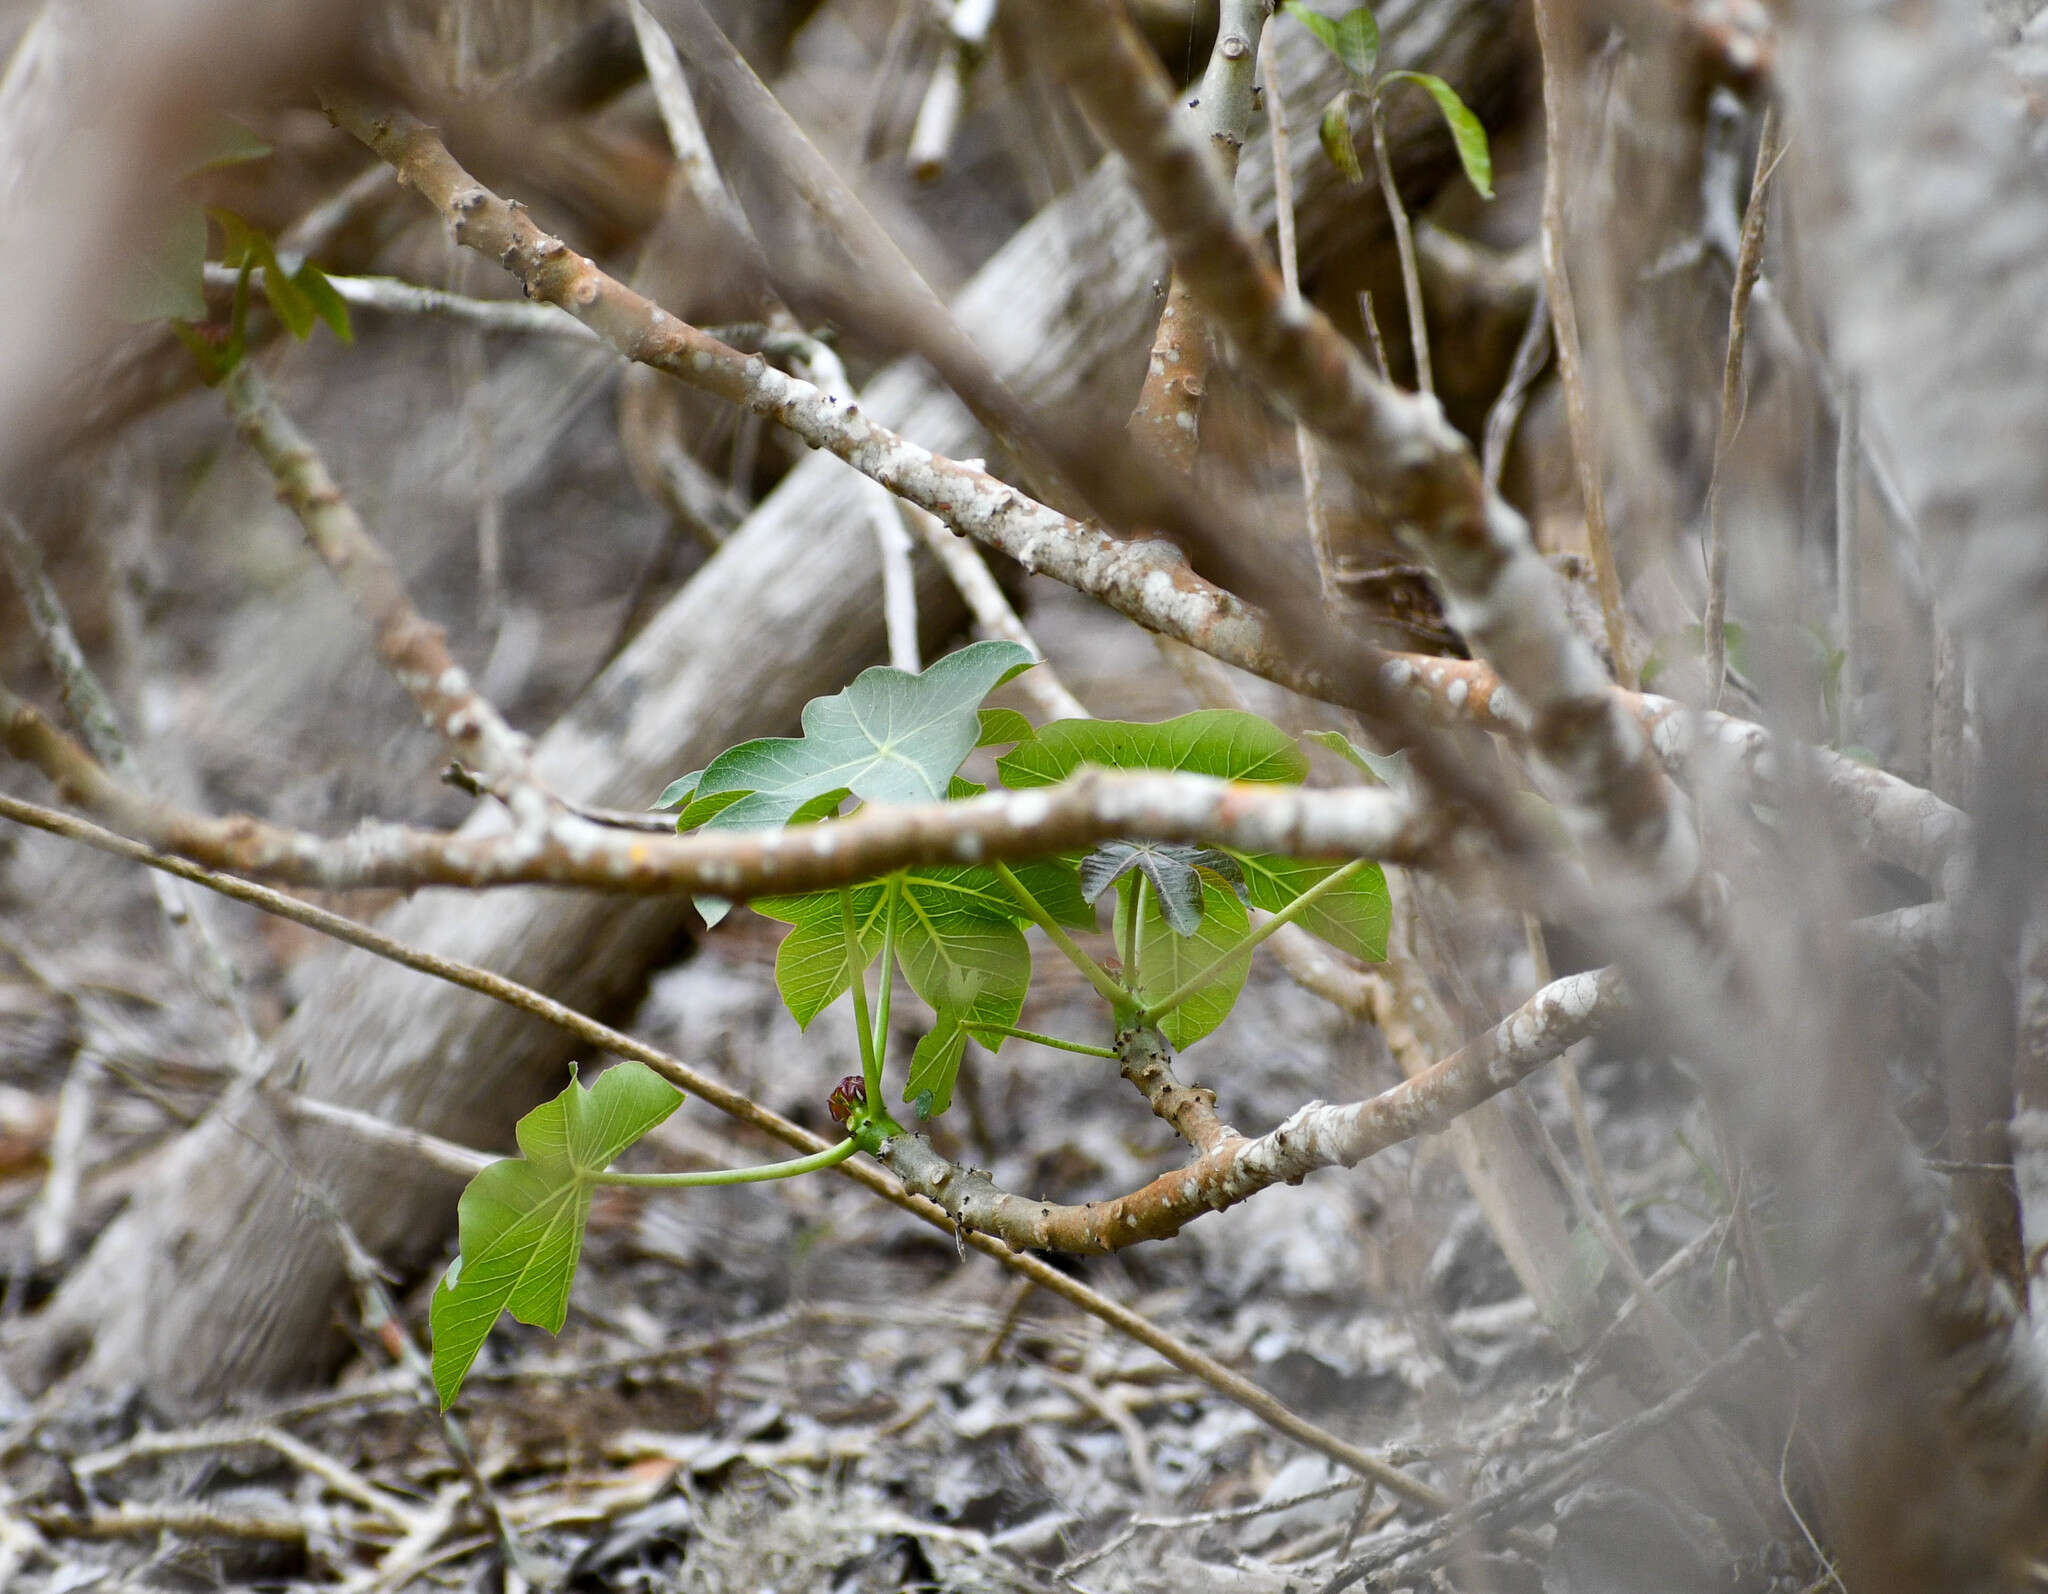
xmin=1284 ymin=3 xmax=1493 ymax=200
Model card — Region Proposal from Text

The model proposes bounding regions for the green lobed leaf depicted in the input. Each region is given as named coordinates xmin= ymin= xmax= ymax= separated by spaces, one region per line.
xmin=1005 ymin=857 xmax=1098 ymax=929
xmin=997 ymin=710 xmax=1309 ymax=789
xmin=429 ymin=1062 xmax=683 ymax=1405
xmin=905 ymin=1003 xmax=973 ymax=1119
xmin=1229 ymin=851 xmax=1390 ymax=963
xmin=1303 ymin=729 xmax=1409 ymax=789
xmin=1319 ymin=93 xmax=1366 ymax=184
xmin=654 ymin=770 xmax=702 ymax=811
xmin=976 ymin=707 xmax=1035 ymax=749
xmin=1130 ymin=874 xmax=1253 ymax=1047
xmin=1382 ymin=71 xmax=1493 ymax=199
xmin=757 ymin=867 xmax=1032 ymax=1036
xmin=688 ymin=640 xmax=1033 ymax=831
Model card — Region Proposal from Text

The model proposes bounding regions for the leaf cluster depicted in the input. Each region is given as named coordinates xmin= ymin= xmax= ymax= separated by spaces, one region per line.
xmin=124 ymin=118 xmax=353 ymax=382
xmin=431 ymin=642 xmax=1399 ymax=1403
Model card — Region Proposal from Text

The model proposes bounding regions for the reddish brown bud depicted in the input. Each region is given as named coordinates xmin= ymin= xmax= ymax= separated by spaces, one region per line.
xmin=827 ymin=1075 xmax=867 ymax=1125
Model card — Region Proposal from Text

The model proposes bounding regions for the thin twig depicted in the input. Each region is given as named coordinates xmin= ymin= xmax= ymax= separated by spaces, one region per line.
xmin=1523 ymin=912 xmax=1623 ymax=1239
xmin=1482 ymin=281 xmax=1552 ymax=494
xmin=898 ymin=503 xmax=1088 ymax=720
xmin=1366 ymin=94 xmax=1431 ymax=396
xmin=1702 ymin=104 xmax=1781 ymax=707
xmin=221 ymin=363 xmax=541 ymax=815
xmin=1834 ymin=377 xmax=1858 ymax=746
xmin=201 ymin=262 xmax=603 ymax=342
xmin=78 ymin=1424 xmax=423 ymax=1529
xmin=1319 ymin=1315 xmax=1791 ymax=1590
xmin=1531 ymin=0 xmax=1632 ymax=686
xmin=0 ymin=513 xmax=253 ymax=1050
xmin=1127 ymin=0 xmax=1266 ymax=470
xmin=1260 ymin=23 xmax=1336 ymax=602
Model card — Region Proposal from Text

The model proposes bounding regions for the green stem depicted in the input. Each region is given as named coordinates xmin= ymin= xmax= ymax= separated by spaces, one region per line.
xmin=991 ymin=861 xmax=1127 ymax=1008
xmin=873 ymin=876 xmax=897 ymax=1065
xmin=1138 ymin=860 xmax=1369 ymax=1023
xmin=1126 ymin=874 xmax=1149 ymax=993
xmin=962 ymin=1023 xmax=1119 ymax=1060
xmin=842 ymin=889 xmax=882 ymax=1102
xmin=1366 ymin=88 xmax=1432 ymax=398
xmin=597 ymin=1137 xmax=858 ymax=1187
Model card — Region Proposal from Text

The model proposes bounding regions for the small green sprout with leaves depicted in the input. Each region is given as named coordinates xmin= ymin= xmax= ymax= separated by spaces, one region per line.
xmin=126 ymin=117 xmax=353 ymax=382
xmin=1284 ymin=1 xmax=1491 ymax=394
xmin=1283 ymin=2 xmax=1493 ymax=200
xmin=429 ymin=640 xmax=1394 ymax=1404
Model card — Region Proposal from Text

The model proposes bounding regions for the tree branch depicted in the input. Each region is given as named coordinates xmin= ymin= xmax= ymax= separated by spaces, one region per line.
xmin=0 ymin=684 xmax=1431 ymax=895
xmin=1016 ymin=0 xmax=1692 ymax=899
xmin=220 ymin=362 xmax=541 ymax=813
xmin=874 ymin=966 xmax=1625 ymax=1254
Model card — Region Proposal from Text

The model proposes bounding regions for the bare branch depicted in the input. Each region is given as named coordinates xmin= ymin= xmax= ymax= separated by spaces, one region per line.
xmin=221 ymin=362 xmax=540 ymax=810
xmin=320 ymin=95 xmax=1323 ymax=700
xmin=1129 ymin=0 xmax=1266 ymax=469
xmin=201 ymin=263 xmax=604 ymax=344
xmin=0 ymin=683 xmax=1430 ymax=896
xmin=874 ymin=967 xmax=1624 ymax=1255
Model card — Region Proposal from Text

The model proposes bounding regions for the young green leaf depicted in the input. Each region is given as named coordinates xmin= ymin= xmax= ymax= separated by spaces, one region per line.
xmin=1334 ymin=6 xmax=1380 ymax=77
xmin=429 ymin=1061 xmax=683 ymax=1405
xmin=1078 ymin=841 xmax=1244 ymax=936
xmin=1130 ymin=874 xmax=1253 ymax=1047
xmin=687 ymin=639 xmax=1033 ymax=830
xmin=1302 ymin=729 xmax=1409 ymax=788
xmin=260 ymin=260 xmax=318 ymax=341
xmin=654 ymin=771 xmax=702 ymax=811
xmin=905 ymin=1003 xmax=973 ymax=1118
xmin=1284 ymin=1 xmax=1342 ymax=57
xmin=1284 ymin=2 xmax=1376 ymax=77
xmin=756 ymin=867 xmax=1032 ymax=1037
xmin=1229 ymin=851 xmax=1391 ymax=962
xmin=1381 ymin=71 xmax=1493 ymax=199
xmin=1004 ymin=857 xmax=1099 ymax=929
xmin=1319 ymin=92 xmax=1366 ymax=184
xmin=295 ymin=263 xmax=355 ymax=344
xmin=998 ymin=710 xmax=1309 ymax=788
xmin=976 ymin=706 xmax=1036 ymax=749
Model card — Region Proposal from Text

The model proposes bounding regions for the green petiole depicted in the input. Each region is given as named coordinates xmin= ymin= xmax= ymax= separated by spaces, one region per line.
xmin=842 ymin=888 xmax=883 ymax=1102
xmin=1125 ymin=873 xmax=1149 ymax=992
xmin=595 ymin=1137 xmax=859 ymax=1187
xmin=872 ymin=875 xmax=897 ymax=1066
xmin=991 ymin=860 xmax=1128 ymax=1009
xmin=961 ymin=1022 xmax=1119 ymax=1060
